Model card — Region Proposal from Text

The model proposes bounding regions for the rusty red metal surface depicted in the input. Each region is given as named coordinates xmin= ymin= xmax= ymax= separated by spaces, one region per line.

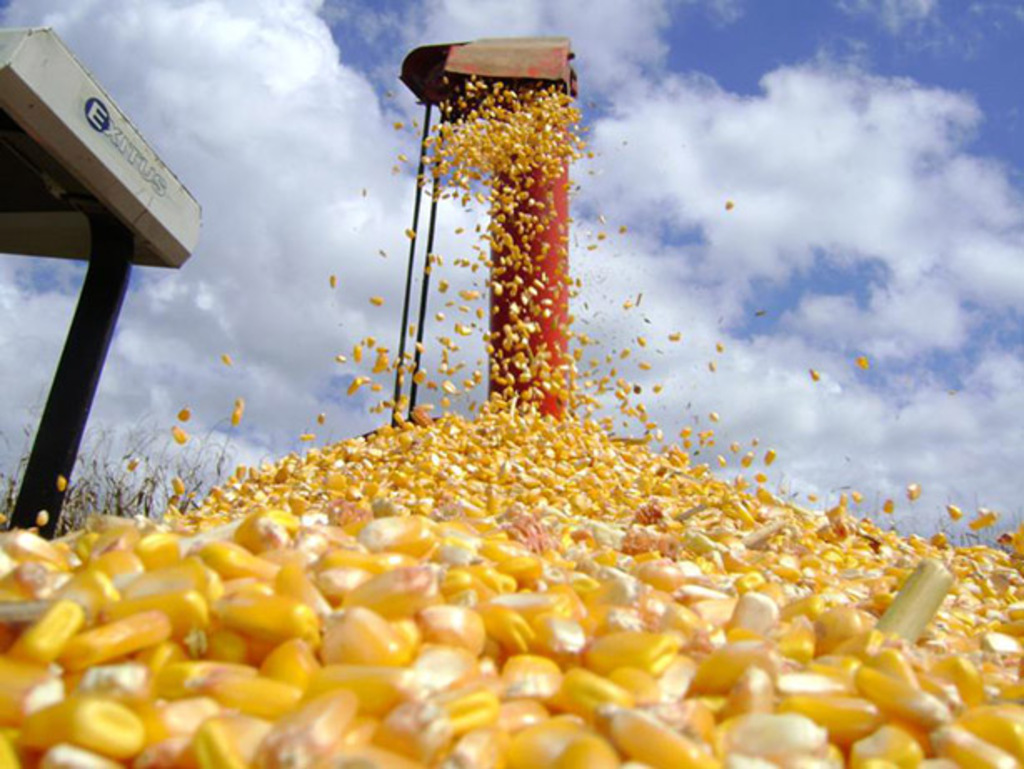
xmin=488 ymin=162 xmax=571 ymax=418
xmin=400 ymin=37 xmax=576 ymax=105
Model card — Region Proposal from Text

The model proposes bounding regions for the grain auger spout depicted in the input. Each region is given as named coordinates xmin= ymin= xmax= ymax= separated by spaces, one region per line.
xmin=395 ymin=38 xmax=578 ymax=419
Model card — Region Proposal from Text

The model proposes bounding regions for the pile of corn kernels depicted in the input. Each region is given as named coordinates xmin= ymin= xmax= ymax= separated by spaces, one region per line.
xmin=2 ymin=403 xmax=1024 ymax=767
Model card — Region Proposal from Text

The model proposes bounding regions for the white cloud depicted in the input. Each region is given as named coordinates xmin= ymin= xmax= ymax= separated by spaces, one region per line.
xmin=838 ymin=0 xmax=940 ymax=33
xmin=584 ymin=64 xmax=1024 ymax=352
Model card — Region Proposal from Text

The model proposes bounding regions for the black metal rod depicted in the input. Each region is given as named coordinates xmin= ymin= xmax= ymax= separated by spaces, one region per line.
xmin=392 ymin=103 xmax=433 ymax=425
xmin=408 ymin=175 xmax=442 ymax=412
xmin=11 ymin=216 xmax=133 ymax=538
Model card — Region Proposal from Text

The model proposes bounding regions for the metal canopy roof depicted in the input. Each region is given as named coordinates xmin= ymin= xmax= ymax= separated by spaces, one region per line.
xmin=0 ymin=27 xmax=200 ymax=267
xmin=401 ymin=37 xmax=576 ymax=107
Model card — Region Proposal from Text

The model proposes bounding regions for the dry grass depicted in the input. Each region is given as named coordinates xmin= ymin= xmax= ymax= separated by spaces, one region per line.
xmin=1 ymin=421 xmax=235 ymax=535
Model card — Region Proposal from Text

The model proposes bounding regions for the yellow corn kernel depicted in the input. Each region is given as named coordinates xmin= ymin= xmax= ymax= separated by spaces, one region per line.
xmin=932 ymin=656 xmax=985 ymax=708
xmin=19 ymin=695 xmax=145 ymax=760
xmin=121 ymin=558 xmax=215 ymax=602
xmin=74 ymin=531 xmax=100 ymax=563
xmin=58 ymin=610 xmax=173 ymax=672
xmin=608 ymin=667 xmax=662 ymax=706
xmin=553 ymin=668 xmax=634 ymax=721
xmin=357 ymin=516 xmax=435 ymax=556
xmin=372 ymin=699 xmax=452 ymax=763
xmin=466 ymin=566 xmax=519 ymax=596
xmin=220 ymin=578 xmax=276 ymax=601
xmin=0 ymin=732 xmax=17 ymax=769
xmin=779 ymin=695 xmax=884 ymax=748
xmin=496 ymin=555 xmax=544 ymax=586
xmin=54 ymin=569 xmax=119 ymax=616
xmin=830 ymin=627 xmax=885 ymax=659
xmin=657 ymin=654 xmax=698 ymax=702
xmin=260 ymin=638 xmax=320 ymax=691
xmin=719 ymin=712 xmax=829 ymax=763
xmin=780 ymin=594 xmax=826 ymax=622
xmin=254 ymin=689 xmax=358 ymax=767
xmin=932 ymin=724 xmax=1018 ymax=768
xmin=507 ymin=718 xmax=586 ymax=769
xmin=155 ymin=661 xmax=257 ymax=700
xmin=531 ymin=614 xmax=588 ymax=660
xmin=479 ymin=604 xmax=536 ymax=655
xmin=721 ymin=665 xmax=774 ymax=720
xmin=410 ymin=645 xmax=476 ymax=696
xmin=0 ymin=656 xmax=63 ymax=727
xmin=313 ymin=744 xmax=422 ymax=767
xmin=777 ymin=617 xmax=816 ymax=664
xmin=136 ymin=640 xmax=187 ymax=674
xmin=734 ymin=572 xmax=766 ymax=594
xmin=584 ymin=631 xmax=681 ymax=677
xmin=317 ymin=550 xmax=415 ymax=575
xmin=233 ymin=508 xmax=299 ymax=554
xmin=849 ymin=724 xmax=925 ymax=768
xmin=199 ymin=541 xmax=279 ymax=582
xmin=442 ymin=568 xmax=488 ymax=601
xmin=815 ymin=605 xmax=873 ymax=656
xmin=3 ymin=530 xmax=70 ymax=570
xmin=215 ymin=593 xmax=320 ymax=647
xmin=727 ymin=591 xmax=779 ymax=637
xmin=416 ymin=605 xmax=486 ymax=656
xmin=191 ymin=714 xmax=272 ymax=769
xmin=854 ymin=665 xmax=952 ymax=731
xmin=478 ymin=538 xmax=527 ymax=565
xmin=322 ymin=607 xmax=415 ymax=667
xmin=603 ymin=706 xmax=719 ymax=769
xmin=204 ymin=675 xmax=303 ymax=720
xmin=305 ymin=665 xmax=421 ymax=718
xmin=89 ymin=524 xmax=141 ymax=557
xmin=499 ymin=699 xmax=550 ymax=734
xmin=206 ymin=629 xmax=250 ymax=664
xmin=133 ymin=737 xmax=192 ymax=768
xmin=135 ymin=533 xmax=182 ymax=571
xmin=91 ymin=550 xmax=145 ymax=580
xmin=956 ymin=706 xmax=1024 ymax=762
xmin=432 ymin=686 xmax=501 ymax=736
xmin=502 ymin=655 xmax=563 ymax=701
xmin=552 ymin=733 xmax=620 ymax=769
xmin=690 ymin=641 xmax=779 ymax=696
xmin=77 ymin=662 xmax=153 ymax=704
xmin=447 ymin=727 xmax=510 ymax=769
xmin=8 ymin=599 xmax=86 ymax=664
xmin=103 ymin=589 xmax=208 ymax=640
xmin=339 ymin=714 xmax=378 ymax=748
xmin=39 ymin=743 xmax=124 ymax=768
xmin=632 ymin=560 xmax=690 ymax=593
xmin=343 ymin=566 xmax=440 ymax=618
xmin=808 ymin=655 xmax=862 ymax=688
xmin=274 ymin=563 xmax=329 ymax=615
xmin=867 ymin=649 xmax=918 ymax=687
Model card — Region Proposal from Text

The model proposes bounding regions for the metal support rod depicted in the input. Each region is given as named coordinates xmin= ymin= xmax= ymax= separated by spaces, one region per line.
xmin=408 ymin=176 xmax=442 ymax=412
xmin=392 ymin=103 xmax=433 ymax=425
xmin=11 ymin=216 xmax=133 ymax=538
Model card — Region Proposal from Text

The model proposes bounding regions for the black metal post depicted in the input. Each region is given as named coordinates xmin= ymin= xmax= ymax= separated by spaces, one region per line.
xmin=11 ymin=216 xmax=133 ymax=538
xmin=408 ymin=179 xmax=442 ymax=412
xmin=392 ymin=103 xmax=433 ymax=426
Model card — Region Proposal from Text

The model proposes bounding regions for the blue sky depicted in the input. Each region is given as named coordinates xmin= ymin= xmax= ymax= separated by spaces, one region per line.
xmin=1 ymin=0 xmax=1022 ymax=536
